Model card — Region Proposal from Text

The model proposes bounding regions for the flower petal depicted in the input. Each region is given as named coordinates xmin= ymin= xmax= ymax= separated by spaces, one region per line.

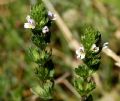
xmin=91 ymin=44 xmax=99 ymax=53
xmin=24 ymin=23 xmax=35 ymax=29
xmin=26 ymin=15 xmax=31 ymax=21
xmin=48 ymin=11 xmax=56 ymax=20
xmin=103 ymin=42 xmax=109 ymax=49
xmin=80 ymin=53 xmax=85 ymax=59
xmin=42 ymin=26 xmax=49 ymax=33
xmin=76 ymin=46 xmax=85 ymax=59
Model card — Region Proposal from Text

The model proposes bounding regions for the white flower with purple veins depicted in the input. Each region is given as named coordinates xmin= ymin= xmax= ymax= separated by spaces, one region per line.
xmin=76 ymin=46 xmax=85 ymax=59
xmin=24 ymin=15 xmax=35 ymax=29
xmin=103 ymin=42 xmax=109 ymax=49
xmin=48 ymin=11 xmax=56 ymax=20
xmin=91 ymin=44 xmax=99 ymax=53
xmin=42 ymin=26 xmax=49 ymax=33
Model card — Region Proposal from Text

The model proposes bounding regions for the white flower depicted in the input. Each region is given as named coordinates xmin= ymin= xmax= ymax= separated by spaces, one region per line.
xmin=24 ymin=15 xmax=35 ymax=29
xmin=48 ymin=11 xmax=56 ymax=20
xmin=103 ymin=42 xmax=109 ymax=49
xmin=42 ymin=26 xmax=49 ymax=33
xmin=76 ymin=46 xmax=85 ymax=59
xmin=91 ymin=44 xmax=99 ymax=53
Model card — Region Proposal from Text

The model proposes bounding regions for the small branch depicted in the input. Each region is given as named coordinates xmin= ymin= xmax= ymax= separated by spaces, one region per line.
xmin=62 ymin=79 xmax=81 ymax=99
xmin=102 ymin=48 xmax=120 ymax=68
xmin=55 ymin=72 xmax=81 ymax=99
xmin=55 ymin=72 xmax=70 ymax=84
xmin=52 ymin=48 xmax=81 ymax=67
xmin=93 ymin=73 xmax=106 ymax=95
xmin=92 ymin=0 xmax=120 ymax=28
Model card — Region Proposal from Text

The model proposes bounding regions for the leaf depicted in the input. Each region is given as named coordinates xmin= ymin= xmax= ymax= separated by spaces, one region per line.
xmin=31 ymin=80 xmax=54 ymax=100
xmin=75 ymin=64 xmax=90 ymax=78
xmin=30 ymin=3 xmax=49 ymax=30
xmin=78 ymin=25 xmax=101 ymax=52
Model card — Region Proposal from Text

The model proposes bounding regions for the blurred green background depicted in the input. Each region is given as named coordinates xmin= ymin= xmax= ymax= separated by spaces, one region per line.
xmin=0 ymin=0 xmax=120 ymax=101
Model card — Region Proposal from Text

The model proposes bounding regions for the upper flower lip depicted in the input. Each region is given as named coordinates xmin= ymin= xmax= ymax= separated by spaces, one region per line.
xmin=103 ymin=42 xmax=109 ymax=49
xmin=76 ymin=46 xmax=85 ymax=59
xmin=75 ymin=44 xmax=100 ymax=60
xmin=48 ymin=11 xmax=56 ymax=20
xmin=42 ymin=26 xmax=49 ymax=33
xmin=90 ymin=44 xmax=99 ymax=53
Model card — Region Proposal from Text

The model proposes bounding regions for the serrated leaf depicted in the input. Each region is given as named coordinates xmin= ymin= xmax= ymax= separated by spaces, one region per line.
xmin=75 ymin=64 xmax=90 ymax=78
xmin=30 ymin=3 xmax=49 ymax=30
xmin=31 ymin=80 xmax=54 ymax=100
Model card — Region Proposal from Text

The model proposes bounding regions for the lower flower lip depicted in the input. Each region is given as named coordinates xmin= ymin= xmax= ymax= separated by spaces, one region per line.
xmin=24 ymin=23 xmax=35 ymax=29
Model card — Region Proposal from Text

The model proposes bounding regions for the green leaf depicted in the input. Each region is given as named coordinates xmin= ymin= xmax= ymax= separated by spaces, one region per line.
xmin=31 ymin=34 xmax=47 ymax=49
xmin=30 ymin=3 xmax=49 ymax=30
xmin=75 ymin=64 xmax=90 ymax=78
xmin=31 ymin=80 xmax=54 ymax=100
xmin=78 ymin=25 xmax=101 ymax=52
xmin=73 ymin=77 xmax=85 ymax=95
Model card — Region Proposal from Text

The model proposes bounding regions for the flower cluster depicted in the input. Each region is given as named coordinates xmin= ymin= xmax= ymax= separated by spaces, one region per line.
xmin=76 ymin=42 xmax=109 ymax=59
xmin=24 ymin=11 xmax=56 ymax=33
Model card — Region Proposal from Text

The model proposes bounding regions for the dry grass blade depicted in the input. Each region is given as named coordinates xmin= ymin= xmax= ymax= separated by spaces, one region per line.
xmin=0 ymin=0 xmax=16 ymax=5
xmin=62 ymin=79 xmax=81 ymax=99
xmin=55 ymin=72 xmax=70 ymax=84
xmin=52 ymin=48 xmax=81 ymax=67
xmin=92 ymin=0 xmax=120 ymax=28
xmin=102 ymin=48 xmax=120 ymax=68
